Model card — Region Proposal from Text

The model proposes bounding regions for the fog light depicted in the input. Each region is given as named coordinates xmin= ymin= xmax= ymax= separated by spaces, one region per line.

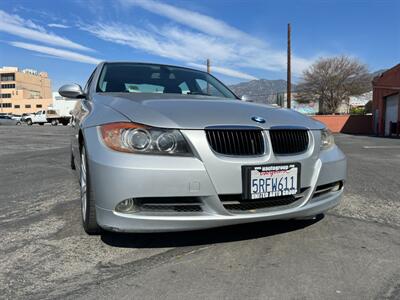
xmin=331 ymin=181 xmax=342 ymax=192
xmin=115 ymin=198 xmax=137 ymax=213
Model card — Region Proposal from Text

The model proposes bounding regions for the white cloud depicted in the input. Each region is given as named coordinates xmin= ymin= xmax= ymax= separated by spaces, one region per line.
xmin=48 ymin=23 xmax=70 ymax=29
xmin=122 ymin=0 xmax=262 ymax=46
xmin=83 ymin=1 xmax=313 ymax=79
xmin=82 ymin=23 xmax=238 ymax=62
xmin=187 ymin=63 xmax=257 ymax=81
xmin=0 ymin=10 xmax=92 ymax=52
xmin=9 ymin=41 xmax=101 ymax=65
xmin=82 ymin=19 xmax=311 ymax=78
xmin=121 ymin=0 xmax=313 ymax=72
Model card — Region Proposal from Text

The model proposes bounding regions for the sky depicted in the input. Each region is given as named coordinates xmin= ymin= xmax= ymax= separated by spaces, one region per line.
xmin=0 ymin=0 xmax=399 ymax=91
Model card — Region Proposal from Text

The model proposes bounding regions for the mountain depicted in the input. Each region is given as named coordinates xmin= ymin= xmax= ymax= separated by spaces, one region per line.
xmin=229 ymin=69 xmax=385 ymax=105
xmin=229 ymin=79 xmax=293 ymax=104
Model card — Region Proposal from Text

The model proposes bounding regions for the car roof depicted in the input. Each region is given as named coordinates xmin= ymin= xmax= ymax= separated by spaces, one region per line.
xmin=99 ymin=61 xmax=209 ymax=75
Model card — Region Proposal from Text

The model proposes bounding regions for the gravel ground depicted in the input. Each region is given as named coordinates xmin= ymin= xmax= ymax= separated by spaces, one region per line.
xmin=0 ymin=126 xmax=399 ymax=300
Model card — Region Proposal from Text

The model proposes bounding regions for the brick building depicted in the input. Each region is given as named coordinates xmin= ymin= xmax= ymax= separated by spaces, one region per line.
xmin=372 ymin=64 xmax=400 ymax=136
xmin=0 ymin=66 xmax=53 ymax=115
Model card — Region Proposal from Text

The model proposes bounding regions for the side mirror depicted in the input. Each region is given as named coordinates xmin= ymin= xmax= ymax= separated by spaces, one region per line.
xmin=241 ymin=95 xmax=253 ymax=102
xmin=59 ymin=84 xmax=85 ymax=99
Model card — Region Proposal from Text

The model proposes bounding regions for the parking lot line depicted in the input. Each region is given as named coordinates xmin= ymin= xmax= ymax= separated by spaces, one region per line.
xmin=363 ymin=146 xmax=400 ymax=149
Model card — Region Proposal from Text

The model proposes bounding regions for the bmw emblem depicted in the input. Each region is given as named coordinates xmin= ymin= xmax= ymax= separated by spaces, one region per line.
xmin=251 ymin=116 xmax=265 ymax=124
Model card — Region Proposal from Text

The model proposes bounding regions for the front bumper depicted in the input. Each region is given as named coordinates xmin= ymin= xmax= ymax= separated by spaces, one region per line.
xmin=84 ymin=127 xmax=347 ymax=232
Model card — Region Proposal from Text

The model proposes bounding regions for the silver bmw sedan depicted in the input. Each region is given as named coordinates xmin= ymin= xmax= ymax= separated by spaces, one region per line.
xmin=60 ymin=62 xmax=346 ymax=234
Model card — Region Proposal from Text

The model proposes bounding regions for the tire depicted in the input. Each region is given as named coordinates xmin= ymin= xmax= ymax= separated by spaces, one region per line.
xmin=70 ymin=147 xmax=76 ymax=170
xmin=80 ymin=146 xmax=101 ymax=234
xmin=16 ymin=122 xmax=21 ymax=126
xmin=51 ymin=119 xmax=59 ymax=126
xmin=27 ymin=119 xmax=33 ymax=126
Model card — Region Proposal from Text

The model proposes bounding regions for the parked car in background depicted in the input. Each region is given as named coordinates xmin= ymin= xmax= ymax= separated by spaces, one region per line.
xmin=0 ymin=115 xmax=21 ymax=125
xmin=23 ymin=111 xmax=46 ymax=126
xmin=24 ymin=109 xmax=71 ymax=126
xmin=46 ymin=109 xmax=71 ymax=126
xmin=60 ymin=62 xmax=347 ymax=235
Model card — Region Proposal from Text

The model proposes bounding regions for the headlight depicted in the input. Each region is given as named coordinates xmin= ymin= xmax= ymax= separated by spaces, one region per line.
xmin=320 ymin=128 xmax=334 ymax=150
xmin=100 ymin=122 xmax=191 ymax=155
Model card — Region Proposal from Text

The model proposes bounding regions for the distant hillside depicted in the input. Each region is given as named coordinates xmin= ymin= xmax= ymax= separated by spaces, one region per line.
xmin=230 ymin=69 xmax=385 ymax=104
xmin=229 ymin=79 xmax=292 ymax=104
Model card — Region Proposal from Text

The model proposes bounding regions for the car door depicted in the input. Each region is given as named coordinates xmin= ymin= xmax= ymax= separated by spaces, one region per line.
xmin=39 ymin=110 xmax=47 ymax=123
xmin=33 ymin=111 xmax=41 ymax=122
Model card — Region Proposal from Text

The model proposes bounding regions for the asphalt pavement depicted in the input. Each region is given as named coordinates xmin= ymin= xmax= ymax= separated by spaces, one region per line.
xmin=0 ymin=126 xmax=399 ymax=300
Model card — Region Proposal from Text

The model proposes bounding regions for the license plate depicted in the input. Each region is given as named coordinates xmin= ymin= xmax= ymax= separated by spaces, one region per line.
xmin=242 ymin=163 xmax=300 ymax=200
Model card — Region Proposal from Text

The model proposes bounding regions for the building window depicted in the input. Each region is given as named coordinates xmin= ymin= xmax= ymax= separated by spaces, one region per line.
xmin=29 ymin=90 xmax=41 ymax=99
xmin=0 ymin=73 xmax=15 ymax=81
xmin=1 ymin=83 xmax=15 ymax=89
xmin=1 ymin=93 xmax=11 ymax=98
xmin=36 ymin=104 xmax=42 ymax=108
xmin=14 ymin=105 xmax=20 ymax=109
xmin=0 ymin=103 xmax=12 ymax=108
xmin=25 ymin=104 xmax=31 ymax=108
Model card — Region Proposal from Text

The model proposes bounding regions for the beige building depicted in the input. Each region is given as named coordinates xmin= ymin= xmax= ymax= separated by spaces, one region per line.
xmin=0 ymin=66 xmax=52 ymax=115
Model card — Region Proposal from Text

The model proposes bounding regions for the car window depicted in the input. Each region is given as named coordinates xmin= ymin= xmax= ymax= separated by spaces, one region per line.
xmin=96 ymin=63 xmax=237 ymax=99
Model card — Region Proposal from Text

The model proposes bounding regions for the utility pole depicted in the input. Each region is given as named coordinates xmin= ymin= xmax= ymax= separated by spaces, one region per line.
xmin=287 ymin=23 xmax=291 ymax=109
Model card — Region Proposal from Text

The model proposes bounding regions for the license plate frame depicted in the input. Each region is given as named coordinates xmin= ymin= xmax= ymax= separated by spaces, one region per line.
xmin=242 ymin=163 xmax=301 ymax=200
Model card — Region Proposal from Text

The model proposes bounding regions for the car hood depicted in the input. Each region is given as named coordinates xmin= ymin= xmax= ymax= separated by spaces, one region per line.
xmin=95 ymin=93 xmax=324 ymax=130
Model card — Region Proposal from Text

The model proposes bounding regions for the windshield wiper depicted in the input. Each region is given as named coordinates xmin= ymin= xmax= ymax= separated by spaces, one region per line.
xmin=187 ymin=91 xmax=212 ymax=96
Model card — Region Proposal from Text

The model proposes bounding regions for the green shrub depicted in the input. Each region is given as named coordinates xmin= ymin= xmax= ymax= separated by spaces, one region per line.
xmin=350 ymin=107 xmax=366 ymax=115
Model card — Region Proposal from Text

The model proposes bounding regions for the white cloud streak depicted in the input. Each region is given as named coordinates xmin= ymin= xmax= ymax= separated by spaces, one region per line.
xmin=187 ymin=63 xmax=257 ymax=81
xmin=9 ymin=41 xmax=101 ymax=65
xmin=121 ymin=0 xmax=312 ymax=73
xmin=82 ymin=23 xmax=237 ymax=62
xmin=83 ymin=1 xmax=313 ymax=79
xmin=48 ymin=23 xmax=70 ymax=29
xmin=122 ymin=0 xmax=262 ymax=46
xmin=0 ymin=10 xmax=92 ymax=52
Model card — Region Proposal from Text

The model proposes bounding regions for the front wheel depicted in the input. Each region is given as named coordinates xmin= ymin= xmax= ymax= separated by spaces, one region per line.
xmin=27 ymin=119 xmax=33 ymax=126
xmin=80 ymin=146 xmax=101 ymax=235
xmin=70 ymin=146 xmax=76 ymax=170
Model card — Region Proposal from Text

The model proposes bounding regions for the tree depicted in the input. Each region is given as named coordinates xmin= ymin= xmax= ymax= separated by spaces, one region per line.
xmin=364 ymin=100 xmax=372 ymax=114
xmin=296 ymin=56 xmax=371 ymax=114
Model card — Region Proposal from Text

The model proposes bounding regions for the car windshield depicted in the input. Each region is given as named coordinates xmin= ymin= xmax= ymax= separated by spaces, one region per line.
xmin=96 ymin=63 xmax=237 ymax=99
